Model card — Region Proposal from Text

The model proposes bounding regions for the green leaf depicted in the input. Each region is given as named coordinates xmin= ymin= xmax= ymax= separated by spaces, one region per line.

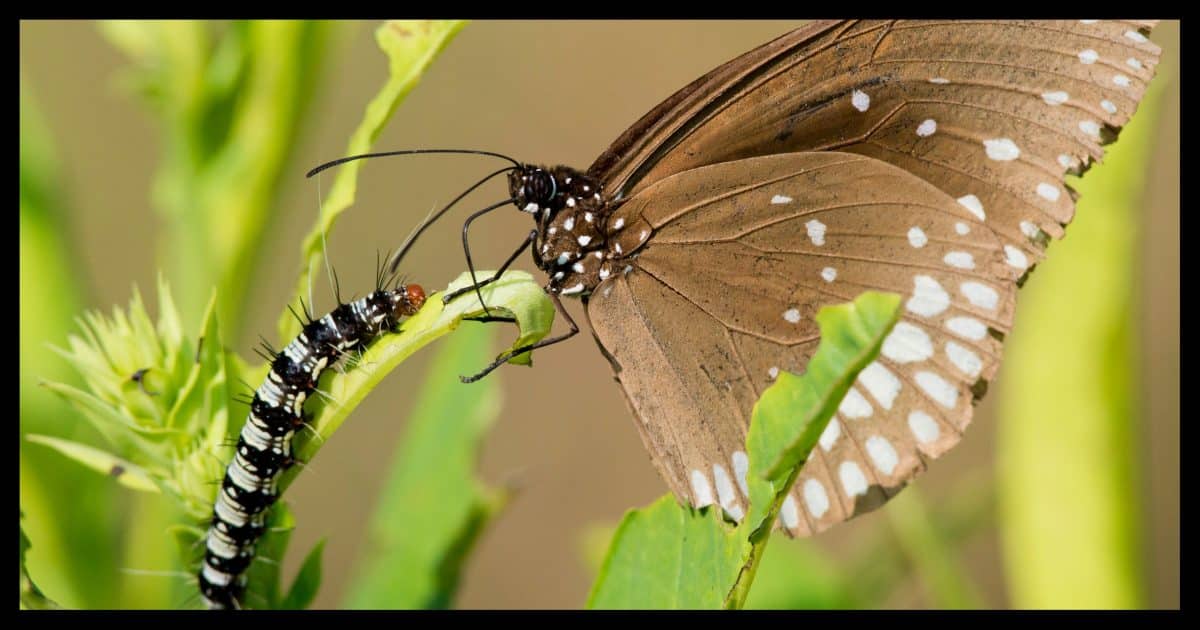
xmin=20 ymin=515 xmax=60 ymax=610
xmin=587 ymin=291 xmax=901 ymax=609
xmin=279 ymin=270 xmax=553 ymax=493
xmin=280 ymin=539 xmax=326 ymax=610
xmin=279 ymin=19 xmax=468 ymax=342
xmin=25 ymin=434 xmax=161 ymax=493
xmin=344 ymin=322 xmax=508 ymax=609
xmin=997 ymin=59 xmax=1170 ymax=609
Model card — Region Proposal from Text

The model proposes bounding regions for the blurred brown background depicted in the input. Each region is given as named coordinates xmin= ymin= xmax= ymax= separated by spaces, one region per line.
xmin=20 ymin=20 xmax=1179 ymax=608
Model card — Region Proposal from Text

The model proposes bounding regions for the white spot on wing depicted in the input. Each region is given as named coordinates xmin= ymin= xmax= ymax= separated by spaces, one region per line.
xmin=1127 ymin=57 xmax=1144 ymax=70
xmin=768 ymin=366 xmax=779 ymax=380
xmin=943 ymin=251 xmax=976 ymax=270
xmin=882 ymin=321 xmax=934 ymax=363
xmin=803 ymin=479 xmax=830 ymax=519
xmin=806 ymin=219 xmax=826 ymax=246
xmin=946 ymin=316 xmax=988 ymax=341
xmin=1080 ymin=120 xmax=1102 ymax=138
xmin=946 ymin=341 xmax=983 ymax=378
xmin=908 ymin=226 xmax=928 ymax=248
xmin=1125 ymin=29 xmax=1149 ymax=43
xmin=1078 ymin=49 xmax=1099 ymax=64
xmin=839 ymin=461 xmax=869 ymax=497
xmin=961 ymin=281 xmax=1000 ymax=310
xmin=866 ymin=436 xmax=899 ymax=475
xmin=851 ymin=89 xmax=870 ymax=112
xmin=1005 ymin=245 xmax=1029 ymax=269
xmin=819 ymin=418 xmax=841 ymax=451
xmin=612 ymin=217 xmax=625 ymax=230
xmin=780 ymin=495 xmax=800 ymax=529
xmin=906 ymin=275 xmax=951 ymax=318
xmin=858 ymin=361 xmax=901 ymax=410
xmin=563 ymin=216 xmax=575 ymax=231
xmin=1058 ymin=154 xmax=1076 ymax=169
xmin=577 ymin=235 xmax=592 ymax=246
xmin=908 ymin=410 xmax=940 ymax=444
xmin=929 ymin=77 xmax=950 ymax=84
xmin=955 ymin=222 xmax=969 ymax=235
xmin=1020 ymin=220 xmax=1041 ymax=239
xmin=713 ymin=464 xmax=743 ymax=521
xmin=838 ymin=386 xmax=873 ymax=419
xmin=561 ymin=283 xmax=585 ymax=296
xmin=690 ymin=469 xmax=714 ymax=507
xmin=771 ymin=194 xmax=793 ymax=205
xmin=916 ymin=119 xmax=937 ymax=136
xmin=957 ymin=194 xmax=986 ymax=220
xmin=783 ymin=308 xmax=801 ymax=324
xmin=1101 ymin=99 xmax=1118 ymax=114
xmin=1113 ymin=74 xmax=1131 ymax=87
xmin=1041 ymin=90 xmax=1069 ymax=105
xmin=732 ymin=451 xmax=750 ymax=496
xmin=915 ymin=371 xmax=958 ymax=409
xmin=821 ymin=267 xmax=837 ymax=283
xmin=983 ymin=138 xmax=1020 ymax=161
xmin=1036 ymin=183 xmax=1061 ymax=202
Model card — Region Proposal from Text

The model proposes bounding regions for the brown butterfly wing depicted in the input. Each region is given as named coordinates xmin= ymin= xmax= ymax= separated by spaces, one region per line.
xmin=590 ymin=20 xmax=1161 ymax=272
xmin=587 ymin=151 xmax=1020 ymax=534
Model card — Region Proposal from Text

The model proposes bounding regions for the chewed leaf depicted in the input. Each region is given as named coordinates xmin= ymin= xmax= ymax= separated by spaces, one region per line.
xmin=26 ymin=434 xmax=162 ymax=493
xmin=587 ymin=291 xmax=900 ymax=609
xmin=278 ymin=20 xmax=468 ymax=342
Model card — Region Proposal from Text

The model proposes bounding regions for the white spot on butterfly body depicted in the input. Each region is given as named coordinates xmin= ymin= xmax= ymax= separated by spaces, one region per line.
xmin=598 ymin=268 xmax=611 ymax=280
xmin=915 ymin=371 xmax=958 ymax=409
xmin=1113 ymin=74 xmax=1132 ymax=87
xmin=561 ymin=283 xmax=585 ymax=296
xmin=946 ymin=316 xmax=988 ymax=341
xmin=866 ymin=436 xmax=899 ymax=475
xmin=1005 ymin=245 xmax=1029 ymax=269
xmin=690 ymin=470 xmax=715 ymax=507
xmin=955 ymin=222 xmax=970 ymax=235
xmin=523 ymin=202 xmax=538 ymax=213
xmin=983 ymin=138 xmax=1020 ymax=161
xmin=1101 ymin=99 xmax=1118 ymax=114
xmin=713 ymin=464 xmax=744 ymax=521
xmin=1080 ymin=120 xmax=1102 ymax=138
xmin=566 ymin=197 xmax=576 ymax=208
xmin=1037 ymin=183 xmax=1061 ymax=202
xmin=882 ymin=321 xmax=934 ymax=363
xmin=547 ymin=227 xmax=557 ymax=236
xmin=780 ymin=495 xmax=801 ymax=529
xmin=916 ymin=119 xmax=937 ymax=136
xmin=1078 ymin=49 xmax=1099 ymax=64
xmin=806 ymin=219 xmax=827 ymax=245
xmin=957 ymin=194 xmax=986 ymax=220
xmin=819 ymin=418 xmax=841 ymax=451
xmin=572 ymin=262 xmax=585 ymax=273
xmin=732 ymin=451 xmax=750 ymax=496
xmin=839 ymin=462 xmax=869 ymax=497
xmin=577 ymin=235 xmax=592 ymax=246
xmin=563 ymin=217 xmax=575 ymax=231
xmin=1125 ymin=29 xmax=1149 ymax=43
xmin=908 ymin=410 xmax=940 ymax=444
xmin=1127 ymin=57 xmax=1144 ymax=70
xmin=1020 ymin=220 xmax=1041 ymax=239
xmin=838 ymin=387 xmax=873 ymax=419
xmin=943 ymin=251 xmax=976 ymax=270
xmin=821 ymin=267 xmax=837 ymax=283
xmin=906 ymin=275 xmax=951 ymax=318
xmin=783 ymin=308 xmax=801 ymax=324
xmin=961 ymin=281 xmax=1000 ymax=310
xmin=803 ymin=479 xmax=831 ymax=519
xmin=929 ymin=77 xmax=950 ymax=84
xmin=851 ymin=89 xmax=870 ymax=112
xmin=1041 ymin=90 xmax=1069 ymax=105
xmin=556 ymin=253 xmax=570 ymax=266
xmin=859 ymin=361 xmax=901 ymax=410
xmin=908 ymin=226 xmax=928 ymax=248
xmin=771 ymin=194 xmax=793 ymax=204
xmin=946 ymin=341 xmax=983 ymax=378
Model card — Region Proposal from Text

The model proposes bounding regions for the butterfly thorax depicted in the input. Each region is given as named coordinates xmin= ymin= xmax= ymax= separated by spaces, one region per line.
xmin=512 ymin=165 xmax=622 ymax=297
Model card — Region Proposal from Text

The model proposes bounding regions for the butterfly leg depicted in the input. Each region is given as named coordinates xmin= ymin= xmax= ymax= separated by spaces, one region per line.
xmin=460 ymin=291 xmax=579 ymax=383
xmin=443 ymin=229 xmax=537 ymax=306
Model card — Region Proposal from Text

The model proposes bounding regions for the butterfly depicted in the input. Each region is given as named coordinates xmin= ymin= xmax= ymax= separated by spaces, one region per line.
xmin=322 ymin=20 xmax=1161 ymax=536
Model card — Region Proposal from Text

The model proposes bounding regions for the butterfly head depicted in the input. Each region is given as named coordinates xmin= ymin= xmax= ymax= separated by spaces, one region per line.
xmin=510 ymin=165 xmax=559 ymax=214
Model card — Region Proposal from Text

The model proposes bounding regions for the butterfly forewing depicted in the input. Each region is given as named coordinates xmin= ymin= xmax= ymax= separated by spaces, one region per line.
xmin=590 ymin=151 xmax=1021 ymax=534
xmin=582 ymin=19 xmax=1158 ymax=534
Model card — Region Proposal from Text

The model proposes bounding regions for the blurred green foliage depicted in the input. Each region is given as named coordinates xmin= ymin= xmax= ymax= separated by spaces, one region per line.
xmin=997 ymin=62 xmax=1169 ymax=609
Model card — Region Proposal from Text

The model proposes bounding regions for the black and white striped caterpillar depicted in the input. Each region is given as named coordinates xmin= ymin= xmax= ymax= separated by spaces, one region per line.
xmin=199 ymin=283 xmax=427 ymax=609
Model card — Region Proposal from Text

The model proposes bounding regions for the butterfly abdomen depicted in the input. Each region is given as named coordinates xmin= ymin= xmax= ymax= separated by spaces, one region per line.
xmin=198 ymin=287 xmax=425 ymax=610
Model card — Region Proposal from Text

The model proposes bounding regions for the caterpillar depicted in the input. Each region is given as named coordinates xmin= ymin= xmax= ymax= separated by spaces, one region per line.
xmin=198 ymin=282 xmax=427 ymax=609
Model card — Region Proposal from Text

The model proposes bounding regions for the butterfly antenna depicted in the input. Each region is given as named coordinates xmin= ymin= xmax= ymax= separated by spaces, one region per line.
xmin=384 ymin=166 xmax=518 ymax=281
xmin=306 ymin=148 xmax=521 ymax=178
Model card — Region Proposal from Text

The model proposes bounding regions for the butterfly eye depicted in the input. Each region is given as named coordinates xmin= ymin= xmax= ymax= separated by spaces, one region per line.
xmin=527 ymin=169 xmax=557 ymax=205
